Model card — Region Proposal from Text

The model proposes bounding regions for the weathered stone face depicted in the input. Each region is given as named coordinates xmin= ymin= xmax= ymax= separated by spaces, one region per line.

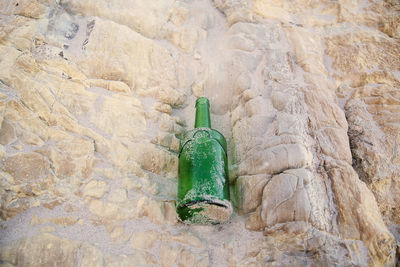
xmin=0 ymin=0 xmax=399 ymax=266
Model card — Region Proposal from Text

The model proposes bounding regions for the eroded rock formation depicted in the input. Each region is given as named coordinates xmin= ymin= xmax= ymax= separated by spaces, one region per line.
xmin=0 ymin=0 xmax=399 ymax=266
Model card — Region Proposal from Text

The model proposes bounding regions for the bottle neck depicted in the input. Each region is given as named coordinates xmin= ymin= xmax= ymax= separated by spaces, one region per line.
xmin=194 ymin=97 xmax=211 ymax=128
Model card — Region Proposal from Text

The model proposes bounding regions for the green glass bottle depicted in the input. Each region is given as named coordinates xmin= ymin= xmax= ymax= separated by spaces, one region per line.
xmin=176 ymin=97 xmax=232 ymax=224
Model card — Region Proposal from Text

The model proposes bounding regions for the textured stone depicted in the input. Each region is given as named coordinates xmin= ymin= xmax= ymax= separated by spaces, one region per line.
xmin=261 ymin=169 xmax=312 ymax=227
xmin=159 ymin=244 xmax=182 ymax=267
xmin=104 ymin=252 xmax=152 ymax=267
xmin=238 ymin=144 xmax=312 ymax=176
xmin=327 ymin=161 xmax=395 ymax=266
xmin=130 ymin=231 xmax=159 ymax=250
xmin=83 ymin=180 xmax=109 ymax=198
xmin=70 ymin=18 xmax=178 ymax=101
xmin=61 ymin=0 xmax=174 ymax=39
xmin=0 ymin=152 xmax=49 ymax=183
xmin=30 ymin=214 xmax=79 ymax=226
xmin=233 ymin=174 xmax=269 ymax=214
xmin=0 ymin=234 xmax=81 ymax=266
xmin=107 ymin=189 xmax=127 ymax=203
xmin=178 ymin=249 xmax=195 ymax=267
xmin=0 ymin=0 xmax=48 ymax=19
xmin=0 ymin=0 xmax=399 ymax=266
xmin=86 ymin=79 xmax=131 ymax=94
xmin=325 ymin=31 xmax=400 ymax=87
xmin=345 ymin=87 xmax=400 ymax=225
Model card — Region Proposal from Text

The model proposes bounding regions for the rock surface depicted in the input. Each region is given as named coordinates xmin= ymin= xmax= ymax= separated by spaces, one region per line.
xmin=0 ymin=0 xmax=399 ymax=266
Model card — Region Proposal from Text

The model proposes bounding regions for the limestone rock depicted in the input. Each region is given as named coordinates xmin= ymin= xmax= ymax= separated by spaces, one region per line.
xmin=167 ymin=26 xmax=206 ymax=52
xmin=130 ymin=230 xmax=159 ymax=250
xmin=345 ymin=88 xmax=400 ymax=225
xmin=178 ymin=249 xmax=195 ymax=267
xmin=30 ymin=214 xmax=79 ymax=226
xmin=87 ymin=199 xmax=129 ymax=222
xmin=71 ymin=18 xmax=178 ymax=97
xmin=104 ymin=252 xmax=153 ymax=267
xmin=0 ymin=0 xmax=399 ymax=266
xmin=83 ymin=180 xmax=109 ymax=198
xmin=325 ymin=31 xmax=400 ymax=87
xmin=327 ymin=161 xmax=395 ymax=266
xmin=0 ymin=233 xmax=81 ymax=266
xmin=0 ymin=152 xmax=49 ymax=183
xmin=61 ymin=0 xmax=173 ymax=39
xmin=0 ymin=0 xmax=48 ymax=19
xmin=86 ymin=79 xmax=131 ymax=94
xmin=253 ymin=0 xmax=293 ymax=23
xmin=261 ymin=169 xmax=312 ymax=227
xmin=159 ymin=244 xmax=182 ymax=267
xmin=238 ymin=144 xmax=312 ymax=176
xmin=107 ymin=189 xmax=127 ymax=203
xmin=233 ymin=174 xmax=269 ymax=214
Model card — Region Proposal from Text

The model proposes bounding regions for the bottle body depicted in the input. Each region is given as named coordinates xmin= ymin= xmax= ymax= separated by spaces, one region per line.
xmin=176 ymin=98 xmax=232 ymax=224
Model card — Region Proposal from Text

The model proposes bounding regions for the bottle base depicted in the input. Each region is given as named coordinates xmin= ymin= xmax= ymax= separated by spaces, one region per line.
xmin=176 ymin=199 xmax=232 ymax=225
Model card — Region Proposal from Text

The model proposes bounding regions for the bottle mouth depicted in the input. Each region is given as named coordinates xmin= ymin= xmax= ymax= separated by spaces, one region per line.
xmin=176 ymin=198 xmax=232 ymax=224
xmin=195 ymin=97 xmax=210 ymax=108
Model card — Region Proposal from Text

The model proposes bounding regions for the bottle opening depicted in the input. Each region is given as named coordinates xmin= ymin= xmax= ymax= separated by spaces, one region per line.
xmin=194 ymin=97 xmax=211 ymax=128
xmin=195 ymin=97 xmax=210 ymax=108
xmin=177 ymin=199 xmax=232 ymax=224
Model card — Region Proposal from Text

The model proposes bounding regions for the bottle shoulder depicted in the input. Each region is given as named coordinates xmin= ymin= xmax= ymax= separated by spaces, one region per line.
xmin=179 ymin=127 xmax=227 ymax=154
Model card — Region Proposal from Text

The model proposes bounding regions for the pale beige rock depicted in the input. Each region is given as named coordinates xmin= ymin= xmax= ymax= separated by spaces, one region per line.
xmin=252 ymin=0 xmax=293 ymax=23
xmin=0 ymin=120 xmax=16 ymax=145
xmin=169 ymin=5 xmax=189 ymax=26
xmin=87 ymin=79 xmax=131 ymax=94
xmin=92 ymin=94 xmax=146 ymax=139
xmin=233 ymin=174 xmax=269 ymax=214
xmin=130 ymin=231 xmax=159 ymax=250
xmin=71 ymin=18 xmax=177 ymax=93
xmin=245 ymin=207 xmax=264 ymax=231
xmin=0 ymin=152 xmax=49 ymax=183
xmin=122 ymin=177 xmax=143 ymax=191
xmin=286 ymin=26 xmax=327 ymax=76
xmin=107 ymin=189 xmax=127 ymax=203
xmin=104 ymin=253 xmax=152 ymax=267
xmin=39 ymin=226 xmax=57 ymax=233
xmin=238 ymin=144 xmax=312 ymax=176
xmin=137 ymin=196 xmax=168 ymax=225
xmin=345 ymin=86 xmax=400 ymax=225
xmin=83 ymin=180 xmax=109 ymax=198
xmin=195 ymin=253 xmax=210 ymax=267
xmin=191 ymin=82 xmax=204 ymax=98
xmin=164 ymin=202 xmax=179 ymax=224
xmin=56 ymin=137 xmax=95 ymax=158
xmin=170 ymin=231 xmax=202 ymax=248
xmin=61 ymin=0 xmax=174 ymax=39
xmin=153 ymin=132 xmax=180 ymax=152
xmin=327 ymin=161 xmax=395 ymax=266
xmin=0 ymin=18 xmax=40 ymax=52
xmin=154 ymin=102 xmax=172 ymax=114
xmin=261 ymin=169 xmax=311 ymax=227
xmin=88 ymin=199 xmax=119 ymax=219
xmin=214 ymin=0 xmax=253 ymax=25
xmin=134 ymin=143 xmax=178 ymax=178
xmin=0 ymin=233 xmax=81 ymax=266
xmin=0 ymin=0 xmax=399 ymax=266
xmin=107 ymin=225 xmax=124 ymax=242
xmin=325 ymin=31 xmax=400 ymax=88
xmin=0 ymin=0 xmax=47 ymax=19
xmin=31 ymin=214 xmax=79 ymax=226
xmin=80 ymin=243 xmax=104 ymax=267
xmin=178 ymin=249 xmax=195 ymax=267
xmin=167 ymin=26 xmax=206 ymax=52
xmin=159 ymin=244 xmax=182 ymax=267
